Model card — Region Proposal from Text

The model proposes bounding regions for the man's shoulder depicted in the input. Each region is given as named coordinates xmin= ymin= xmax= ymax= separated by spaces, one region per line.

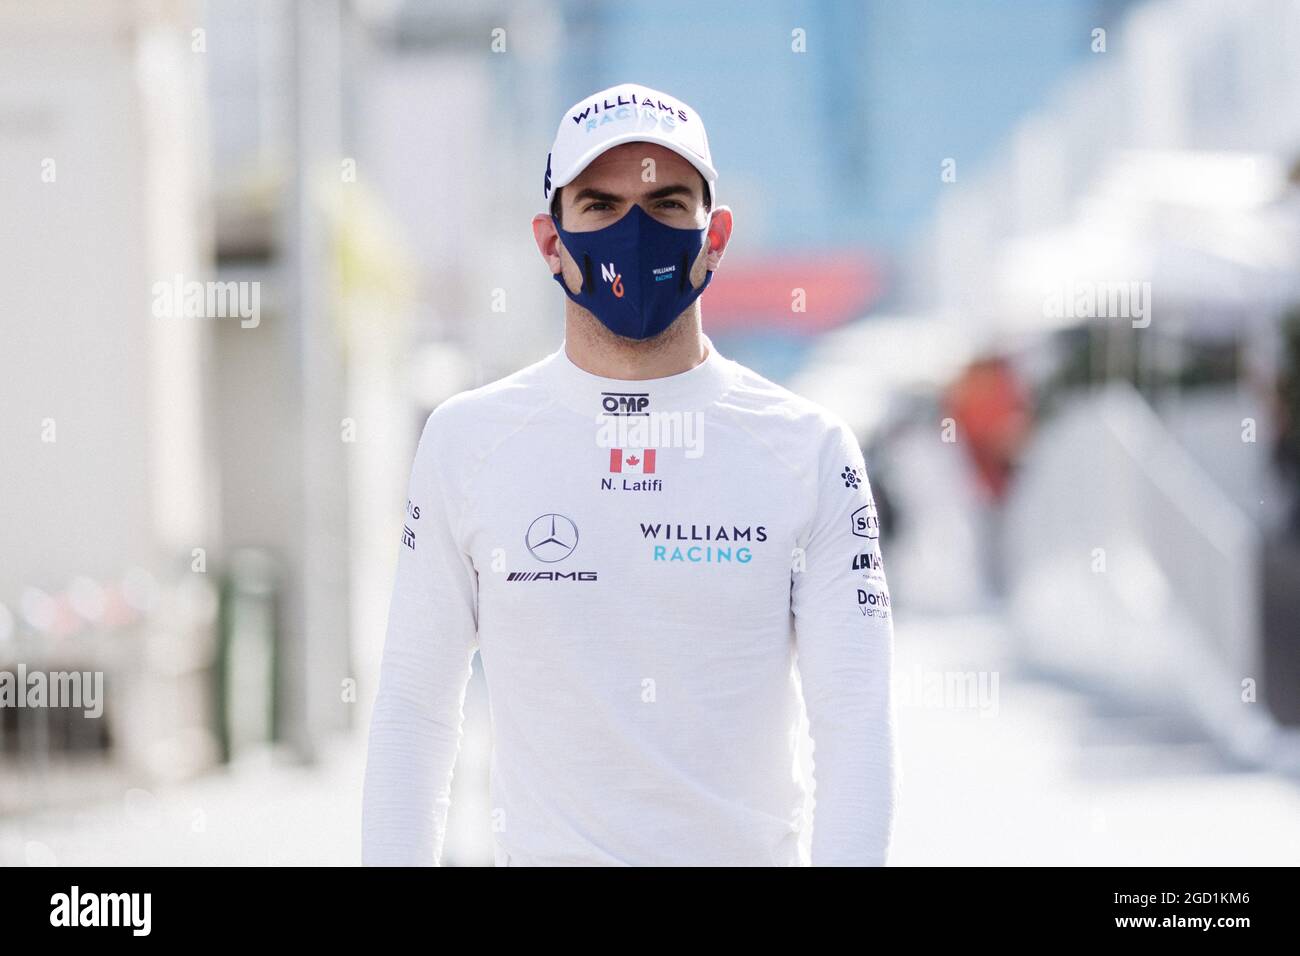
xmin=422 ymin=351 xmax=558 ymax=440
xmin=719 ymin=354 xmax=856 ymax=445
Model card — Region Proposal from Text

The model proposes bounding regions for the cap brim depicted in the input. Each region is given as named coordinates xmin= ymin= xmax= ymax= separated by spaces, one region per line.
xmin=551 ymin=131 xmax=717 ymax=205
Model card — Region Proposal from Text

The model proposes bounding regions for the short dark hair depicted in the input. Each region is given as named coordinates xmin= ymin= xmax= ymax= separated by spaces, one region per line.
xmin=550 ymin=169 xmax=712 ymax=227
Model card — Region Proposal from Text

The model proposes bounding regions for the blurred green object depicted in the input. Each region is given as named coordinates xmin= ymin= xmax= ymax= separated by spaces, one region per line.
xmin=1262 ymin=535 xmax=1300 ymax=727
xmin=1274 ymin=305 xmax=1300 ymax=526
xmin=1262 ymin=304 xmax=1300 ymax=727
xmin=215 ymin=549 xmax=282 ymax=763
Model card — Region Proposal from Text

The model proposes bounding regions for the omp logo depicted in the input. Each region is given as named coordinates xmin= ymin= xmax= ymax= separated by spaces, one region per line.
xmin=600 ymin=262 xmax=624 ymax=297
xmin=50 ymin=886 xmax=151 ymax=936
xmin=602 ymin=392 xmax=649 ymax=416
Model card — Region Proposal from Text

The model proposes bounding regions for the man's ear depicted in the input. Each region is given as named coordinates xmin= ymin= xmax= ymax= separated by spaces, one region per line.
xmin=704 ymin=205 xmax=733 ymax=270
xmin=532 ymin=212 xmax=583 ymax=293
xmin=532 ymin=212 xmax=563 ymax=274
xmin=690 ymin=205 xmax=733 ymax=288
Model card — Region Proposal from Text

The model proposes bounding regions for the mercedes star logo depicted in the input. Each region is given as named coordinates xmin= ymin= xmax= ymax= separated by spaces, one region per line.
xmin=525 ymin=513 xmax=579 ymax=563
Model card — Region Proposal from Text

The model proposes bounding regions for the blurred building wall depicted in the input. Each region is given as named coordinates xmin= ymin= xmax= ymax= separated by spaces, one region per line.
xmin=202 ymin=0 xmax=356 ymax=758
xmin=0 ymin=1 xmax=214 ymax=591
xmin=0 ymin=0 xmax=221 ymax=800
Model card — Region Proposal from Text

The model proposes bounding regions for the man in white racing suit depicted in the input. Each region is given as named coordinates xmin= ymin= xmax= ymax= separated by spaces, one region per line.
xmin=362 ymin=82 xmax=897 ymax=867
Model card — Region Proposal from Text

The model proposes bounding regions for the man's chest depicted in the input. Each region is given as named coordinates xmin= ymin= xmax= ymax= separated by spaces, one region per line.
xmin=458 ymin=428 xmax=809 ymax=636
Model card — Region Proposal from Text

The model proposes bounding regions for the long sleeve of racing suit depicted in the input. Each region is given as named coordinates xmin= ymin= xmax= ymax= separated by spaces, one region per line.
xmin=791 ymin=421 xmax=899 ymax=866
xmin=361 ymin=410 xmax=479 ymax=866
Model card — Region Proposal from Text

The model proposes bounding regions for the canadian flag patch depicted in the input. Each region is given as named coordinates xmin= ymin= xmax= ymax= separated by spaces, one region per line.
xmin=609 ymin=448 xmax=656 ymax=474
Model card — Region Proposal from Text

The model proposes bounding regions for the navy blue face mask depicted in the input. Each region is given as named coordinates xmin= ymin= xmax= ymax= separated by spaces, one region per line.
xmin=551 ymin=203 xmax=713 ymax=341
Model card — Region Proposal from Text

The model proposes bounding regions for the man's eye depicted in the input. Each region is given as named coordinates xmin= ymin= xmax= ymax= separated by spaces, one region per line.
xmin=658 ymin=200 xmax=685 ymax=210
xmin=585 ymin=202 xmax=613 ymax=212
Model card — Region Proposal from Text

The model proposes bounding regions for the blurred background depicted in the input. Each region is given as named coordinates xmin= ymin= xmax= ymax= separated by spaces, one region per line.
xmin=2 ymin=0 xmax=1298 ymax=866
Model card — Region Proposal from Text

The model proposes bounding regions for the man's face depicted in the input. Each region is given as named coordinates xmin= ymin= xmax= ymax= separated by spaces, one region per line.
xmin=556 ymin=141 xmax=709 ymax=232
xmin=545 ymin=142 xmax=716 ymax=295
xmin=532 ymin=140 xmax=731 ymax=299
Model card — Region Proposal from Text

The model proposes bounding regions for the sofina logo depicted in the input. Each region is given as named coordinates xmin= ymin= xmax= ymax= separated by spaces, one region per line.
xmin=851 ymin=501 xmax=880 ymax=539
xmin=600 ymin=262 xmax=624 ymax=297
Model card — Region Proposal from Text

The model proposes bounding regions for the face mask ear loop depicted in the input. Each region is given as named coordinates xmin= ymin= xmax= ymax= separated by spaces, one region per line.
xmin=679 ymin=251 xmax=690 ymax=292
xmin=582 ymin=253 xmax=593 ymax=294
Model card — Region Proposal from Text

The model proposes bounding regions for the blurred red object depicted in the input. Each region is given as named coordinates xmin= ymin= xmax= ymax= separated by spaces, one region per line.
xmin=702 ymin=254 xmax=883 ymax=333
xmin=943 ymin=357 xmax=1033 ymax=503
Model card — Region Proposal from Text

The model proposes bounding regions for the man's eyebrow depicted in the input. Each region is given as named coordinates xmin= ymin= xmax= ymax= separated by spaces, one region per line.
xmin=570 ymin=182 xmax=697 ymax=206
xmin=570 ymin=187 xmax=623 ymax=205
xmin=643 ymin=183 xmax=696 ymax=201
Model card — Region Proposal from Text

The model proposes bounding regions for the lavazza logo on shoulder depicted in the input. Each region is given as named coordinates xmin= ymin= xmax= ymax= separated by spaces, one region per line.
xmin=853 ymin=548 xmax=885 ymax=579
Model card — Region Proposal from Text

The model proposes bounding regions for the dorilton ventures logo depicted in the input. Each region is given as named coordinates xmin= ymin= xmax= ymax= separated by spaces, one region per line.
xmin=858 ymin=586 xmax=891 ymax=619
xmin=640 ymin=522 xmax=767 ymax=565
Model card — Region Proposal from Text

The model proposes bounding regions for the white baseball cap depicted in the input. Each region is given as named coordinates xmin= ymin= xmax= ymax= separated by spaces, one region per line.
xmin=544 ymin=82 xmax=717 ymax=208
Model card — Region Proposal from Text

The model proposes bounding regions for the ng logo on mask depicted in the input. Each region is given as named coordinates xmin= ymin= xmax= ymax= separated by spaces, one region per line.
xmin=600 ymin=262 xmax=624 ymax=298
